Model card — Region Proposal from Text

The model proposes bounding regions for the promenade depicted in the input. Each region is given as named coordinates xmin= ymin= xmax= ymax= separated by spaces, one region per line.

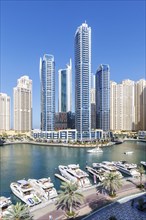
xmin=31 ymin=176 xmax=146 ymax=220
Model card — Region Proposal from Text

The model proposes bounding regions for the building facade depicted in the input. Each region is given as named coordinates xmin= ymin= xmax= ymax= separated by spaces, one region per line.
xmin=75 ymin=22 xmax=91 ymax=140
xmin=40 ymin=54 xmax=55 ymax=131
xmin=0 ymin=93 xmax=10 ymax=131
xmin=110 ymin=79 xmax=135 ymax=131
xmin=96 ymin=64 xmax=110 ymax=131
xmin=58 ymin=59 xmax=72 ymax=113
xmin=135 ymin=79 xmax=146 ymax=131
xmin=13 ymin=76 xmax=32 ymax=132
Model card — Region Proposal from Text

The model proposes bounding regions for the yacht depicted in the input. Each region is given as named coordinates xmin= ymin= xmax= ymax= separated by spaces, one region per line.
xmin=99 ymin=161 xmax=123 ymax=178
xmin=124 ymin=151 xmax=133 ymax=155
xmin=114 ymin=161 xmax=139 ymax=177
xmin=86 ymin=166 xmax=106 ymax=182
xmin=0 ymin=196 xmax=12 ymax=210
xmin=28 ymin=177 xmax=58 ymax=200
xmin=58 ymin=164 xmax=91 ymax=188
xmin=87 ymin=147 xmax=103 ymax=153
xmin=140 ymin=161 xmax=146 ymax=168
xmin=10 ymin=179 xmax=41 ymax=206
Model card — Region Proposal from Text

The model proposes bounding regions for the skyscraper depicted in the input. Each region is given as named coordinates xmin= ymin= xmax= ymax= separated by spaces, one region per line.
xmin=96 ymin=64 xmax=110 ymax=131
xmin=0 ymin=93 xmax=10 ymax=131
xmin=13 ymin=76 xmax=32 ymax=132
xmin=75 ymin=22 xmax=91 ymax=140
xmin=40 ymin=54 xmax=55 ymax=131
xmin=58 ymin=59 xmax=72 ymax=113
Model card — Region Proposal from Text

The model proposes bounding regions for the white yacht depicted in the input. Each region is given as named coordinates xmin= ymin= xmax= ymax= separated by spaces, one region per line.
xmin=124 ymin=151 xmax=133 ymax=155
xmin=114 ymin=161 xmax=139 ymax=177
xmin=86 ymin=166 xmax=105 ymax=182
xmin=92 ymin=162 xmax=103 ymax=169
xmin=100 ymin=161 xmax=123 ymax=178
xmin=0 ymin=196 xmax=12 ymax=210
xmin=10 ymin=179 xmax=41 ymax=207
xmin=59 ymin=164 xmax=91 ymax=188
xmin=140 ymin=161 xmax=146 ymax=168
xmin=87 ymin=147 xmax=103 ymax=153
xmin=28 ymin=177 xmax=58 ymax=200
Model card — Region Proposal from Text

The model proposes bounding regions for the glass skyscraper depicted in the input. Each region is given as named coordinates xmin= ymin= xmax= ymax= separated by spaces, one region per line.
xmin=58 ymin=59 xmax=72 ymax=113
xmin=40 ymin=54 xmax=55 ymax=131
xmin=75 ymin=22 xmax=91 ymax=140
xmin=96 ymin=64 xmax=110 ymax=131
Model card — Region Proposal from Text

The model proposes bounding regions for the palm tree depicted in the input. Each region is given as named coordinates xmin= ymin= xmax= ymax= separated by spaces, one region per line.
xmin=101 ymin=171 xmax=122 ymax=197
xmin=56 ymin=181 xmax=84 ymax=218
xmin=137 ymin=165 xmax=145 ymax=187
xmin=2 ymin=202 xmax=33 ymax=220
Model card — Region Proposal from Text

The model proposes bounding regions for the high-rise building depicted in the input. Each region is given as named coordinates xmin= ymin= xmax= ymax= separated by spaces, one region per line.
xmin=40 ymin=54 xmax=55 ymax=131
xmin=135 ymin=79 xmax=146 ymax=130
xmin=58 ymin=59 xmax=72 ymax=112
xmin=13 ymin=76 xmax=32 ymax=132
xmin=75 ymin=22 xmax=91 ymax=140
xmin=96 ymin=64 xmax=110 ymax=131
xmin=0 ymin=93 xmax=10 ymax=131
xmin=110 ymin=79 xmax=135 ymax=131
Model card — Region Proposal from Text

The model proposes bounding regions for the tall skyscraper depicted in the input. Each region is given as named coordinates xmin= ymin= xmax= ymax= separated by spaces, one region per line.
xmin=110 ymin=79 xmax=135 ymax=131
xmin=75 ymin=22 xmax=91 ymax=140
xmin=40 ymin=54 xmax=55 ymax=131
xmin=58 ymin=59 xmax=72 ymax=113
xmin=135 ymin=79 xmax=146 ymax=130
xmin=13 ymin=76 xmax=32 ymax=132
xmin=0 ymin=93 xmax=10 ymax=131
xmin=96 ymin=64 xmax=110 ymax=131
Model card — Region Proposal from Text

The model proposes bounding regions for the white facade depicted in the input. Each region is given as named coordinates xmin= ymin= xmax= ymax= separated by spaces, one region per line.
xmin=135 ymin=79 xmax=146 ymax=130
xmin=0 ymin=93 xmax=10 ymax=131
xmin=75 ymin=22 xmax=91 ymax=140
xmin=58 ymin=59 xmax=72 ymax=112
xmin=110 ymin=79 xmax=135 ymax=131
xmin=13 ymin=76 xmax=32 ymax=132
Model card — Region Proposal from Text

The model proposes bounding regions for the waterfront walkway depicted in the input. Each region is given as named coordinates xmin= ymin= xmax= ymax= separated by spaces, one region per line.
xmin=31 ymin=177 xmax=146 ymax=220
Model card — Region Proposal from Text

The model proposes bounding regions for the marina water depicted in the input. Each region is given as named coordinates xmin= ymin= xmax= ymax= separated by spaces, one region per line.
xmin=0 ymin=140 xmax=146 ymax=203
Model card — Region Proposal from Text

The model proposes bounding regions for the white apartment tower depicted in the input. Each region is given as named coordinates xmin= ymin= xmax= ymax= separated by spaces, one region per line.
xmin=110 ymin=79 xmax=135 ymax=131
xmin=58 ymin=59 xmax=72 ymax=112
xmin=75 ymin=22 xmax=91 ymax=140
xmin=0 ymin=93 xmax=10 ymax=131
xmin=13 ymin=76 xmax=32 ymax=132
xmin=135 ymin=79 xmax=146 ymax=130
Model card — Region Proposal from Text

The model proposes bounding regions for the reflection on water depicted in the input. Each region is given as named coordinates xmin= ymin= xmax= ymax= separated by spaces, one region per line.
xmin=0 ymin=141 xmax=146 ymax=202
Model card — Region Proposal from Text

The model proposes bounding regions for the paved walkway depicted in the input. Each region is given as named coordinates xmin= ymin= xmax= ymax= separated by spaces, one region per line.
xmin=83 ymin=193 xmax=146 ymax=220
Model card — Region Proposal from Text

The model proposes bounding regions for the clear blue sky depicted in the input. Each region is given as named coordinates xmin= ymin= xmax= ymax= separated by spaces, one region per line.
xmin=1 ymin=0 xmax=145 ymax=129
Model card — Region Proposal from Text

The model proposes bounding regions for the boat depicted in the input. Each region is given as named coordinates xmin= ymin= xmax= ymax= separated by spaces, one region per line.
xmin=113 ymin=161 xmax=139 ymax=177
xmin=124 ymin=151 xmax=133 ymax=155
xmin=140 ymin=161 xmax=146 ymax=168
xmin=86 ymin=166 xmax=106 ymax=182
xmin=58 ymin=164 xmax=91 ymax=188
xmin=0 ymin=196 xmax=12 ymax=210
xmin=87 ymin=147 xmax=103 ymax=153
xmin=10 ymin=179 xmax=41 ymax=206
xmin=28 ymin=177 xmax=58 ymax=200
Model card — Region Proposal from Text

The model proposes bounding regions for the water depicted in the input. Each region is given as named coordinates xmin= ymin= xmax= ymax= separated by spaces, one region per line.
xmin=0 ymin=140 xmax=146 ymax=203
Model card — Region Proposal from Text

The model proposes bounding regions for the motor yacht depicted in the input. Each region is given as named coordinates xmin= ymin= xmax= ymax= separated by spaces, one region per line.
xmin=28 ymin=177 xmax=58 ymax=200
xmin=10 ymin=179 xmax=41 ymax=206
xmin=59 ymin=164 xmax=91 ymax=188
xmin=86 ymin=166 xmax=105 ymax=182
xmin=113 ymin=161 xmax=139 ymax=177
xmin=140 ymin=161 xmax=146 ymax=168
xmin=124 ymin=151 xmax=133 ymax=155
xmin=87 ymin=147 xmax=103 ymax=153
xmin=0 ymin=196 xmax=12 ymax=210
xmin=99 ymin=161 xmax=123 ymax=178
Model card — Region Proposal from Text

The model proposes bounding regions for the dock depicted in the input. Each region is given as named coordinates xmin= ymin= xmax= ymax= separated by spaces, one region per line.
xmin=54 ymin=173 xmax=70 ymax=183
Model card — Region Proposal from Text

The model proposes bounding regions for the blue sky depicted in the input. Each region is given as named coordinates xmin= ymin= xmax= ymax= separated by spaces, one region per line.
xmin=1 ymin=0 xmax=145 ymax=129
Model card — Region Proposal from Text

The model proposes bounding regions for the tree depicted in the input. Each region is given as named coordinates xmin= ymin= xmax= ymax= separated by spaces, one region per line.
xmin=137 ymin=165 xmax=145 ymax=188
xmin=2 ymin=202 xmax=33 ymax=220
xmin=101 ymin=171 xmax=122 ymax=197
xmin=56 ymin=182 xmax=84 ymax=218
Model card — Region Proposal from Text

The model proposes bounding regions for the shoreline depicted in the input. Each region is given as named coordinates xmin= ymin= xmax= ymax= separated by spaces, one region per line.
xmin=3 ymin=138 xmax=146 ymax=148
